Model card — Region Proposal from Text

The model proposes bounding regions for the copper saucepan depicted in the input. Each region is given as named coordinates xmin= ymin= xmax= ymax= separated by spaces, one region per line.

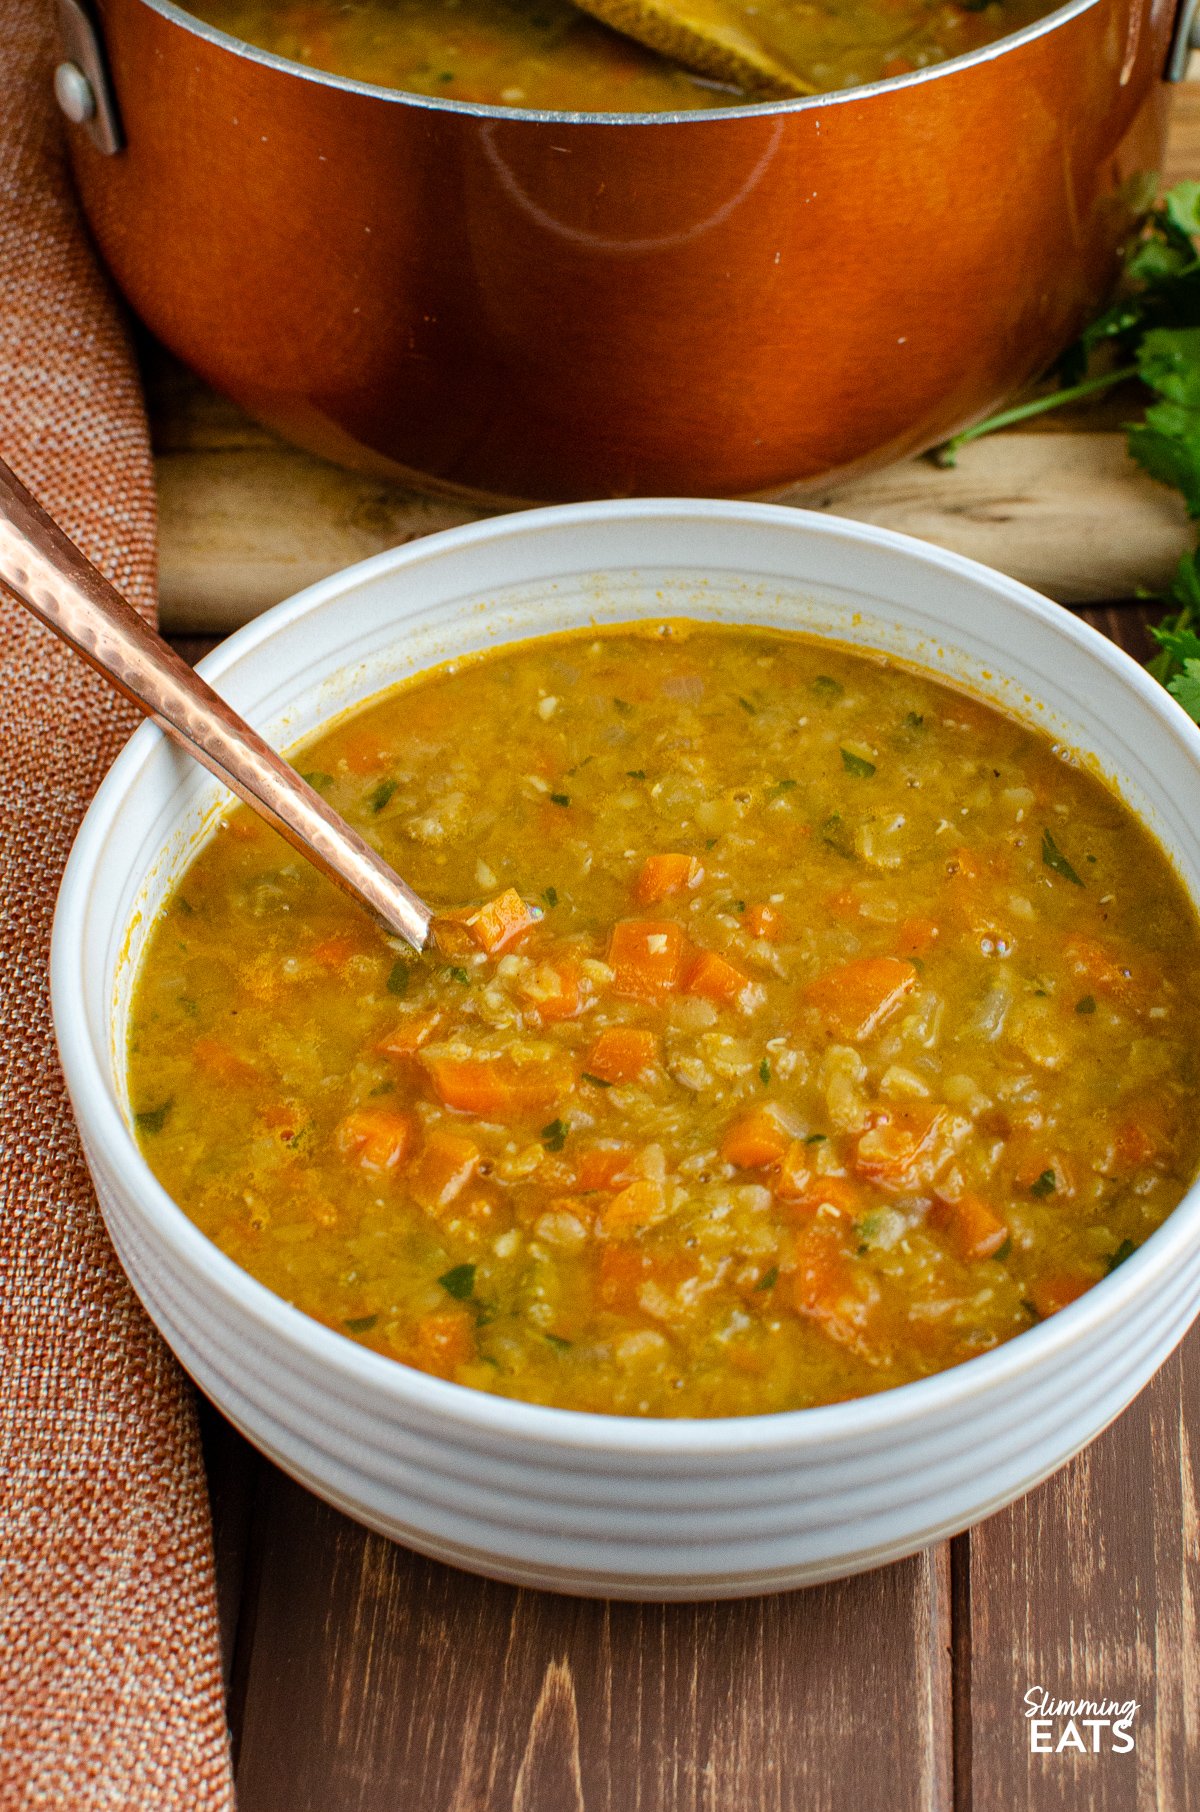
xmin=57 ymin=0 xmax=1196 ymax=501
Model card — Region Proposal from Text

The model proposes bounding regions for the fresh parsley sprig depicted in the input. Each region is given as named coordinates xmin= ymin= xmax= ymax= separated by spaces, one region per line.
xmin=935 ymin=182 xmax=1200 ymax=724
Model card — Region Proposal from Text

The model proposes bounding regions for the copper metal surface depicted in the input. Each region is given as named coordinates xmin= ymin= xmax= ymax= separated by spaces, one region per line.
xmin=64 ymin=0 xmax=1174 ymax=499
xmin=0 ymin=458 xmax=432 ymax=949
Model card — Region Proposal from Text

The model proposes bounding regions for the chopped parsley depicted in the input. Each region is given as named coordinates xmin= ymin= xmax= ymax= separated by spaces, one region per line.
xmin=541 ymin=1118 xmax=568 ymax=1152
xmin=581 ymin=1072 xmax=612 ymax=1089
xmin=368 ymin=777 xmax=396 ymax=813
xmin=386 ymin=960 xmax=412 ymax=996
xmin=758 ymin=1058 xmax=771 ymax=1086
xmin=1105 ymin=1238 xmax=1137 ymax=1274
xmin=438 ymin=1263 xmax=476 ymax=1301
xmin=550 ymin=793 xmax=571 ymax=808
xmin=134 ymin=1099 xmax=173 ymax=1135
xmin=344 ymin=1314 xmax=378 ymax=1334
xmin=1042 ymin=828 xmax=1084 ymax=887
xmin=841 ymin=748 xmax=876 ymax=778
xmin=1029 ymin=1169 xmax=1058 ymax=1198
xmin=1074 ymin=994 xmax=1097 ymax=1015
xmin=755 ymin=1266 xmax=779 ymax=1292
xmin=812 ymin=675 xmax=843 ymax=701
xmin=542 ymin=885 xmax=558 ymax=908
xmin=301 ymin=770 xmax=333 ymax=790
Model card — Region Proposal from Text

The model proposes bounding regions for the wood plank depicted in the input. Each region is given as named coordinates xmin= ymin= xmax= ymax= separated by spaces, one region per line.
xmin=960 ymin=1341 xmax=1200 ymax=1811
xmin=232 ymin=1468 xmax=951 ymax=1812
xmin=955 ymin=602 xmax=1200 ymax=1811
xmin=147 ymin=86 xmax=1200 ymax=633
xmin=154 ymin=426 xmax=1190 ymax=634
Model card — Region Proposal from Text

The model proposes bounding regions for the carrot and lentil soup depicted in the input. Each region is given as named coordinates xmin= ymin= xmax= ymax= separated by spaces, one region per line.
xmin=184 ymin=0 xmax=1057 ymax=112
xmin=128 ymin=624 xmax=1200 ymax=1417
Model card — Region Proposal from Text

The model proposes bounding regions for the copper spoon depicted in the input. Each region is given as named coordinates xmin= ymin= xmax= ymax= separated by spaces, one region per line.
xmin=0 ymin=457 xmax=432 ymax=951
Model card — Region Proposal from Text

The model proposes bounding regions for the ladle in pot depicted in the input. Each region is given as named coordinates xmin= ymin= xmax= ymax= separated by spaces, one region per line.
xmin=0 ymin=457 xmax=433 ymax=952
xmin=572 ymin=0 xmax=815 ymax=99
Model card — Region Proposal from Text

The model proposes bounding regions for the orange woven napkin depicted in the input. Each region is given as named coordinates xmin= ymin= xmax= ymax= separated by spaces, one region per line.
xmin=0 ymin=5 xmax=234 ymax=1805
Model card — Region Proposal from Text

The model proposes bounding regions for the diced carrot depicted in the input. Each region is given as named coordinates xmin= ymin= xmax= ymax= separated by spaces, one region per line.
xmin=745 ymin=902 xmax=784 ymax=941
xmin=379 ymin=1010 xmax=444 ymax=1058
xmin=334 ymin=1107 xmax=416 ymax=1172
xmin=608 ymin=919 xmax=687 ymax=1000
xmin=603 ymin=1178 xmax=667 ymax=1234
xmin=930 ymin=1192 xmax=1008 ymax=1262
xmin=1111 ymin=1115 xmax=1163 ymax=1171
xmin=1029 ymin=1272 xmax=1093 ymax=1318
xmin=525 ymin=958 xmax=583 ymax=1023
xmin=433 ymin=887 xmax=537 ymax=957
xmin=1063 ymin=936 xmax=1140 ymax=1000
xmin=597 ymin=1244 xmax=690 ymax=1313
xmin=881 ymin=52 xmax=915 ymax=75
xmin=421 ymin=1050 xmax=570 ymax=1121
xmin=598 ymin=1244 xmax=649 ymax=1313
xmin=338 ymin=732 xmax=390 ymax=775
xmin=586 ymin=1026 xmax=658 ymax=1083
xmin=635 ymin=852 xmax=702 ymax=904
xmin=720 ymin=1107 xmax=791 ymax=1170
xmin=852 ymin=1106 xmax=946 ymax=1193
xmin=821 ymin=886 xmax=862 ymax=921
xmin=685 ymin=948 xmax=750 ymax=1005
xmin=310 ymin=932 xmax=361 ymax=969
xmin=896 ymin=916 xmax=939 ymax=959
xmin=406 ymin=1307 xmax=477 ymax=1377
xmin=571 ymin=1144 xmax=639 ymax=1192
xmin=192 ymin=1036 xmax=258 ymax=1084
xmin=792 ymin=1219 xmax=881 ymax=1357
xmin=409 ymin=1129 xmax=480 ymax=1214
xmin=774 ymin=1150 xmax=859 ymax=1219
xmin=803 ymin=955 xmax=915 ymax=1042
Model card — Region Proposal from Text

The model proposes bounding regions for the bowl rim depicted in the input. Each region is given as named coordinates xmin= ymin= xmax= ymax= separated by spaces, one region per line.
xmin=131 ymin=0 xmax=1106 ymax=129
xmin=52 ymin=496 xmax=1200 ymax=1458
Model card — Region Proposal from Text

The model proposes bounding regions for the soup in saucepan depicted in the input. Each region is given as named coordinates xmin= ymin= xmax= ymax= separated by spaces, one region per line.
xmin=184 ymin=0 xmax=1058 ymax=112
xmin=128 ymin=624 xmax=1200 ymax=1417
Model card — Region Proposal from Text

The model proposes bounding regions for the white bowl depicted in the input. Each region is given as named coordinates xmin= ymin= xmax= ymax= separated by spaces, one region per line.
xmin=51 ymin=500 xmax=1200 ymax=1599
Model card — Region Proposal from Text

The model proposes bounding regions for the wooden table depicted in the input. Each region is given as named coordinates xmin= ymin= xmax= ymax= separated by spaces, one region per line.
xmin=160 ymin=84 xmax=1200 ymax=1812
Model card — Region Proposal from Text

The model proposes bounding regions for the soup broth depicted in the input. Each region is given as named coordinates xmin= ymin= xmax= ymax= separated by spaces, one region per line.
xmin=184 ymin=0 xmax=1057 ymax=111
xmin=129 ymin=624 xmax=1200 ymax=1417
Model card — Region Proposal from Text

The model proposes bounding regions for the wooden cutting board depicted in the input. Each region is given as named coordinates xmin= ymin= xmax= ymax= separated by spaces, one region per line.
xmin=152 ymin=83 xmax=1200 ymax=632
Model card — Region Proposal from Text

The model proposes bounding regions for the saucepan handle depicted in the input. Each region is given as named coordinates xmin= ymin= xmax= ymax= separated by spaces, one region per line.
xmin=53 ymin=0 xmax=123 ymax=154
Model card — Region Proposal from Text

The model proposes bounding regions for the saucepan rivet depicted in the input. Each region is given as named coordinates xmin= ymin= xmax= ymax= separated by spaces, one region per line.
xmin=53 ymin=61 xmax=96 ymax=125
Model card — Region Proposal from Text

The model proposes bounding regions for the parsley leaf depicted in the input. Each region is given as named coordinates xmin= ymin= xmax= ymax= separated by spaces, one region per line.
xmin=841 ymin=749 xmax=876 ymax=778
xmin=386 ymin=960 xmax=412 ymax=996
xmin=344 ymin=1314 xmax=378 ymax=1334
xmin=755 ymin=1266 xmax=779 ymax=1292
xmin=135 ymin=1099 xmax=173 ymax=1135
xmin=438 ymin=1263 xmax=476 ymax=1301
xmin=541 ymin=1118 xmax=568 ymax=1152
xmin=1029 ymin=1169 xmax=1057 ymax=1198
xmin=368 ymin=777 xmax=396 ymax=813
xmin=1042 ymin=829 xmax=1084 ymax=887
xmin=1105 ymin=1238 xmax=1137 ymax=1274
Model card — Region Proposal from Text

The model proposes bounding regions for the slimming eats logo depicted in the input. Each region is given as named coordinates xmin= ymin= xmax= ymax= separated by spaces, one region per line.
xmin=1024 ymin=1687 xmax=1138 ymax=1754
